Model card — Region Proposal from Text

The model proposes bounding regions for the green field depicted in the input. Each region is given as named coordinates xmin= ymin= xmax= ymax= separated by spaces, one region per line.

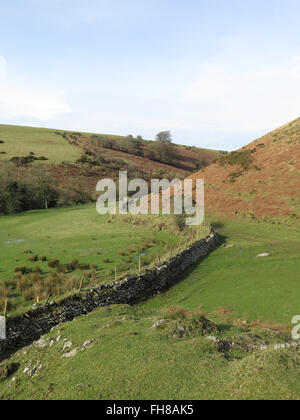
xmin=0 ymin=207 xmax=299 ymax=400
xmin=142 ymin=218 xmax=300 ymax=325
xmin=0 ymin=125 xmax=82 ymax=163
xmin=1 ymin=206 xmax=299 ymax=322
xmin=0 ymin=204 xmax=208 ymax=315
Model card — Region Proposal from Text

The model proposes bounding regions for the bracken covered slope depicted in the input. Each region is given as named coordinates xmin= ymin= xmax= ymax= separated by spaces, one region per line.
xmin=0 ymin=124 xmax=220 ymax=181
xmin=189 ymin=118 xmax=300 ymax=220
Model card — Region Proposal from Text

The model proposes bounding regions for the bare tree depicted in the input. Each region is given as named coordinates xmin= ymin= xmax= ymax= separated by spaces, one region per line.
xmin=38 ymin=171 xmax=54 ymax=209
xmin=28 ymin=167 xmax=55 ymax=209
xmin=156 ymin=131 xmax=172 ymax=143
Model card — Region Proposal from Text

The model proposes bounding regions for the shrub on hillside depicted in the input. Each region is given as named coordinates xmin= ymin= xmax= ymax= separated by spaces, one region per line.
xmin=28 ymin=254 xmax=39 ymax=262
xmin=48 ymin=259 xmax=60 ymax=269
xmin=218 ymin=149 xmax=256 ymax=171
xmin=78 ymin=263 xmax=90 ymax=270
xmin=173 ymin=214 xmax=186 ymax=232
xmin=14 ymin=266 xmax=33 ymax=275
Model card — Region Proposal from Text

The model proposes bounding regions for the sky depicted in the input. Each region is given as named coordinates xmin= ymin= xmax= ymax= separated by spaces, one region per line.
xmin=0 ymin=0 xmax=300 ymax=150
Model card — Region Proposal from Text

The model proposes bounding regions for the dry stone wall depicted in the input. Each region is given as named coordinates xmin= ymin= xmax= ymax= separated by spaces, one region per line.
xmin=0 ymin=232 xmax=218 ymax=355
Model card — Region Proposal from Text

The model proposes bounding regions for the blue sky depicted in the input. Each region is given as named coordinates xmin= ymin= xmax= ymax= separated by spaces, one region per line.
xmin=1 ymin=0 xmax=300 ymax=150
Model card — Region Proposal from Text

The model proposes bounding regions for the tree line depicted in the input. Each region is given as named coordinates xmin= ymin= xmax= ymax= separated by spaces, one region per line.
xmin=0 ymin=163 xmax=93 ymax=215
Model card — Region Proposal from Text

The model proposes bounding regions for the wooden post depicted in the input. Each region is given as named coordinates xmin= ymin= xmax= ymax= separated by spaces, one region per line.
xmin=158 ymin=255 xmax=161 ymax=266
xmin=79 ymin=277 xmax=83 ymax=291
xmin=115 ymin=266 xmax=117 ymax=282
xmin=170 ymin=247 xmax=173 ymax=259
xmin=44 ymin=294 xmax=51 ymax=307
xmin=139 ymin=257 xmax=141 ymax=275
xmin=3 ymin=299 xmax=8 ymax=320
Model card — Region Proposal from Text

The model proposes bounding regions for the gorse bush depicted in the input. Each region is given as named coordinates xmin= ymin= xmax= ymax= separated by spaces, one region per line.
xmin=10 ymin=155 xmax=48 ymax=165
xmin=79 ymin=263 xmax=90 ymax=270
xmin=218 ymin=149 xmax=256 ymax=171
xmin=28 ymin=254 xmax=39 ymax=262
xmin=14 ymin=266 xmax=33 ymax=275
xmin=48 ymin=259 xmax=60 ymax=269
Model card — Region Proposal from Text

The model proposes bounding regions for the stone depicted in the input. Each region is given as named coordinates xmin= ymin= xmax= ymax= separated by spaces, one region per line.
xmin=82 ymin=340 xmax=94 ymax=349
xmin=62 ymin=341 xmax=72 ymax=351
xmin=35 ymin=338 xmax=47 ymax=348
xmin=151 ymin=320 xmax=165 ymax=329
xmin=256 ymin=253 xmax=271 ymax=258
xmin=274 ymin=344 xmax=287 ymax=350
xmin=207 ymin=336 xmax=220 ymax=343
xmin=62 ymin=348 xmax=78 ymax=358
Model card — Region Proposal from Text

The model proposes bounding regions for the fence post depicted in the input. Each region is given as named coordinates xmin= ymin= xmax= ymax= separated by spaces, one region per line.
xmin=79 ymin=277 xmax=83 ymax=291
xmin=44 ymin=294 xmax=51 ymax=307
xmin=139 ymin=257 xmax=141 ymax=275
xmin=4 ymin=299 xmax=8 ymax=320
xmin=115 ymin=266 xmax=117 ymax=282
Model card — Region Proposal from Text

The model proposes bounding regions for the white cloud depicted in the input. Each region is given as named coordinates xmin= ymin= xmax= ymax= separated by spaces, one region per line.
xmin=0 ymin=56 xmax=7 ymax=80
xmin=185 ymin=57 xmax=300 ymax=133
xmin=0 ymin=81 xmax=71 ymax=120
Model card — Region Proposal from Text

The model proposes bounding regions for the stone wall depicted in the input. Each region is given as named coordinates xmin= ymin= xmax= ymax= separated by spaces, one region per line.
xmin=0 ymin=232 xmax=218 ymax=355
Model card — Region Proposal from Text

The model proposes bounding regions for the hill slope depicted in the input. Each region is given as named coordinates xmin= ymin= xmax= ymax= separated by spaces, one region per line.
xmin=189 ymin=118 xmax=300 ymax=221
xmin=0 ymin=125 xmax=82 ymax=163
xmin=0 ymin=124 xmax=221 ymax=179
xmin=0 ymin=304 xmax=299 ymax=400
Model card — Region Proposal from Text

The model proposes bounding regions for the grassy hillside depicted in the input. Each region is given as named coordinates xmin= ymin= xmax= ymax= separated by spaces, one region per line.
xmin=0 ymin=125 xmax=82 ymax=164
xmin=0 ymin=122 xmax=299 ymax=400
xmin=0 ymin=124 xmax=221 ymax=179
xmin=0 ymin=216 xmax=299 ymax=400
xmin=0 ymin=304 xmax=299 ymax=400
xmin=142 ymin=218 xmax=300 ymax=325
xmin=75 ymin=132 xmax=220 ymax=176
xmin=188 ymin=117 xmax=300 ymax=221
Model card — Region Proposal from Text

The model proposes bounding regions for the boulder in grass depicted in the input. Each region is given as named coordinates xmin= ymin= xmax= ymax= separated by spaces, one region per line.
xmin=256 ymin=253 xmax=271 ymax=258
xmin=62 ymin=348 xmax=78 ymax=358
